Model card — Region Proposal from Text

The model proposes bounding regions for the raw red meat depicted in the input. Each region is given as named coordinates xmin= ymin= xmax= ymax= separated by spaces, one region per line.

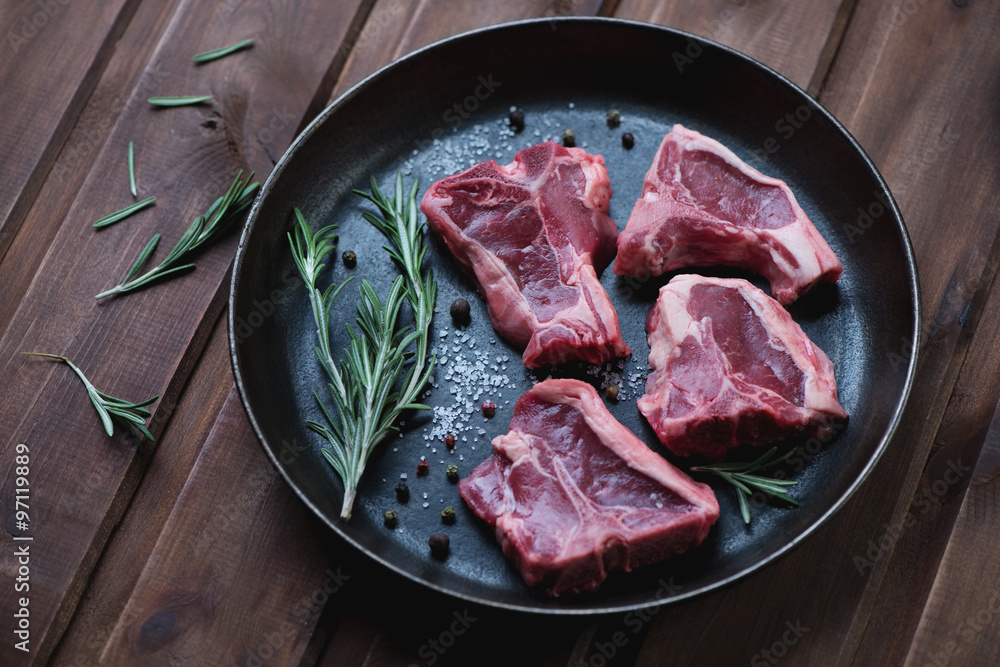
xmin=639 ymin=275 xmax=848 ymax=460
xmin=614 ymin=124 xmax=842 ymax=304
xmin=459 ymin=378 xmax=719 ymax=596
xmin=420 ymin=142 xmax=630 ymax=368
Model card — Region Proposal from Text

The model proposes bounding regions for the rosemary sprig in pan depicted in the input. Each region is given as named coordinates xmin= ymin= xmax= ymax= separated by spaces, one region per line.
xmin=193 ymin=38 xmax=254 ymax=63
xmin=96 ymin=171 xmax=258 ymax=299
xmin=22 ymin=353 xmax=158 ymax=443
xmin=691 ymin=446 xmax=799 ymax=524
xmin=290 ymin=172 xmax=437 ymax=520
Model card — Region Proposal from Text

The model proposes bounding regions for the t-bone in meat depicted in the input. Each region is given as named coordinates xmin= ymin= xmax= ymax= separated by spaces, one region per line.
xmin=420 ymin=141 xmax=630 ymax=368
xmin=639 ymin=275 xmax=848 ymax=461
xmin=614 ymin=124 xmax=842 ymax=304
xmin=459 ymin=378 xmax=719 ymax=596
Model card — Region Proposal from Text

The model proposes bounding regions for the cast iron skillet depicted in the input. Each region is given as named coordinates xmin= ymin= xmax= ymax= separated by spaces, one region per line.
xmin=229 ymin=17 xmax=920 ymax=614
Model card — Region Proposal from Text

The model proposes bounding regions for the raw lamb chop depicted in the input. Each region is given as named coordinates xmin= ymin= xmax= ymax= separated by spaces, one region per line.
xmin=420 ymin=141 xmax=630 ymax=368
xmin=614 ymin=124 xmax=842 ymax=304
xmin=459 ymin=378 xmax=719 ymax=596
xmin=638 ymin=275 xmax=848 ymax=460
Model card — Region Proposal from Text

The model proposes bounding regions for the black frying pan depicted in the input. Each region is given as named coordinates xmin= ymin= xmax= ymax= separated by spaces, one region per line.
xmin=229 ymin=17 xmax=919 ymax=614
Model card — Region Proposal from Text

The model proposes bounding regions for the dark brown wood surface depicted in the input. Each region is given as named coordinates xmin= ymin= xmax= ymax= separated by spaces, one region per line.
xmin=1 ymin=1 xmax=998 ymax=665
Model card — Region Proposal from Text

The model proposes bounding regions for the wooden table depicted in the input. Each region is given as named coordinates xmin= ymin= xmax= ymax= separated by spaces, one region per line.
xmin=1 ymin=0 xmax=997 ymax=665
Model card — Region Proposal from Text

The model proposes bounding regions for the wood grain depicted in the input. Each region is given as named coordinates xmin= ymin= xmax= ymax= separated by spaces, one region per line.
xmin=0 ymin=0 xmax=140 ymax=262
xmin=613 ymin=0 xmax=851 ymax=90
xmin=0 ymin=0 xmax=367 ymax=662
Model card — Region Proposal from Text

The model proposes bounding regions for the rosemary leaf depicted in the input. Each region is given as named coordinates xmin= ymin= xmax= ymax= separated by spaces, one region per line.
xmin=22 ymin=352 xmax=158 ymax=443
xmin=96 ymin=171 xmax=258 ymax=299
xmin=92 ymin=196 xmax=156 ymax=229
xmin=148 ymin=95 xmax=213 ymax=107
xmin=128 ymin=141 xmax=137 ymax=197
xmin=193 ymin=38 xmax=254 ymax=63
xmin=692 ymin=446 xmax=799 ymax=524
xmin=292 ymin=172 xmax=436 ymax=520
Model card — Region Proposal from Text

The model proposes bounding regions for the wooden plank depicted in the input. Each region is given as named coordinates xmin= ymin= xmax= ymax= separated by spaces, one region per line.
xmin=613 ymin=0 xmax=851 ymax=90
xmin=0 ymin=0 xmax=369 ymax=663
xmin=48 ymin=312 xmax=232 ymax=665
xmin=329 ymin=0 xmax=608 ymax=101
xmin=0 ymin=0 xmax=185 ymax=343
xmin=0 ymin=0 xmax=140 ymax=262
xmin=96 ymin=388 xmax=332 ymax=665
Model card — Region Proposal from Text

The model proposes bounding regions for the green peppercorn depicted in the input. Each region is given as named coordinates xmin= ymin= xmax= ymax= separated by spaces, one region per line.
xmin=606 ymin=108 xmax=621 ymax=128
xmin=562 ymin=128 xmax=576 ymax=148
xmin=605 ymin=385 xmax=620 ymax=401
xmin=342 ymin=250 xmax=357 ymax=268
xmin=446 ymin=464 xmax=459 ymax=482
xmin=441 ymin=506 xmax=456 ymax=524
xmin=622 ymin=132 xmax=635 ymax=149
xmin=384 ymin=510 xmax=398 ymax=528
xmin=429 ymin=532 xmax=450 ymax=559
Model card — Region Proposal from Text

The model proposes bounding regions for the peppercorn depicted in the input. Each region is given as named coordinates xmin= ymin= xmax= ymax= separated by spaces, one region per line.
xmin=606 ymin=108 xmax=621 ymax=128
xmin=446 ymin=464 xmax=459 ymax=482
xmin=444 ymin=433 xmax=456 ymax=449
xmin=450 ymin=298 xmax=471 ymax=326
xmin=429 ymin=532 xmax=450 ymax=559
xmin=417 ymin=460 xmax=429 ymax=476
xmin=605 ymin=385 xmax=620 ymax=401
xmin=395 ymin=481 xmax=410 ymax=502
xmin=384 ymin=510 xmax=398 ymax=528
xmin=562 ymin=128 xmax=576 ymax=148
xmin=509 ymin=108 xmax=525 ymax=132
xmin=622 ymin=132 xmax=635 ymax=149
xmin=481 ymin=400 xmax=496 ymax=418
xmin=441 ymin=506 xmax=456 ymax=524
xmin=342 ymin=250 xmax=357 ymax=268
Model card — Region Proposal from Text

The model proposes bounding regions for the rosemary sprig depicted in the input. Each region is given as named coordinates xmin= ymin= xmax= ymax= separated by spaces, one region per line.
xmin=22 ymin=353 xmax=158 ymax=442
xmin=291 ymin=172 xmax=436 ymax=520
xmin=128 ymin=141 xmax=137 ymax=197
xmin=193 ymin=38 xmax=254 ymax=63
xmin=92 ymin=196 xmax=156 ymax=229
xmin=96 ymin=171 xmax=258 ymax=299
xmin=691 ymin=446 xmax=798 ymax=524
xmin=148 ymin=95 xmax=213 ymax=107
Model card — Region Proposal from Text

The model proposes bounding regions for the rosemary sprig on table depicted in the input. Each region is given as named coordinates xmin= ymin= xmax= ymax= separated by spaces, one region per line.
xmin=691 ymin=446 xmax=798 ymax=524
xmin=148 ymin=95 xmax=213 ymax=107
xmin=128 ymin=141 xmax=137 ymax=197
xmin=22 ymin=353 xmax=158 ymax=442
xmin=92 ymin=196 xmax=156 ymax=229
xmin=193 ymin=38 xmax=254 ymax=63
xmin=291 ymin=173 xmax=436 ymax=520
xmin=96 ymin=171 xmax=258 ymax=299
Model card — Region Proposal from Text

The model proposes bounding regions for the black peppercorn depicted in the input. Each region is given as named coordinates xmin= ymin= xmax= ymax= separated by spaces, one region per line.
xmin=606 ymin=108 xmax=621 ymax=128
xmin=509 ymin=108 xmax=525 ymax=132
xmin=622 ymin=132 xmax=635 ymax=149
xmin=395 ymin=482 xmax=410 ymax=502
xmin=562 ymin=128 xmax=576 ymax=148
xmin=342 ymin=250 xmax=357 ymax=268
xmin=384 ymin=510 xmax=398 ymax=528
xmin=450 ymin=298 xmax=471 ymax=326
xmin=416 ymin=460 xmax=429 ymax=476
xmin=446 ymin=464 xmax=459 ymax=482
xmin=441 ymin=506 xmax=456 ymax=524
xmin=429 ymin=532 xmax=450 ymax=559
